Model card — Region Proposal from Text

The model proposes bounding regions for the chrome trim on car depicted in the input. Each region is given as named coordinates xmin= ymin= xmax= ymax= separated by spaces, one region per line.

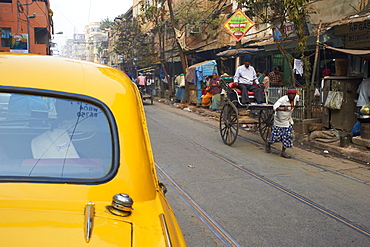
xmin=84 ymin=202 xmax=95 ymax=243
xmin=160 ymin=213 xmax=172 ymax=247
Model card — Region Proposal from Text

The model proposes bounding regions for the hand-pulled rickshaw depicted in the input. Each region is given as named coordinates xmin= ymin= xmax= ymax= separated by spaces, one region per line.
xmin=139 ymin=85 xmax=154 ymax=105
xmin=218 ymin=78 xmax=275 ymax=146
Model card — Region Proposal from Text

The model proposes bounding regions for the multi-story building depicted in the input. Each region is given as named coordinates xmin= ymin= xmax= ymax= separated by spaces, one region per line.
xmin=61 ymin=38 xmax=73 ymax=58
xmin=60 ymin=34 xmax=86 ymax=60
xmin=0 ymin=0 xmax=53 ymax=55
xmin=71 ymin=33 xmax=86 ymax=60
xmin=106 ymin=27 xmax=123 ymax=70
xmin=85 ymin=22 xmax=107 ymax=63
xmin=60 ymin=22 xmax=107 ymax=64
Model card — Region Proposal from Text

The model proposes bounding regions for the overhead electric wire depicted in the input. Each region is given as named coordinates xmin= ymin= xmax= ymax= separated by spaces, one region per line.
xmin=50 ymin=2 xmax=77 ymax=30
xmin=87 ymin=0 xmax=92 ymax=24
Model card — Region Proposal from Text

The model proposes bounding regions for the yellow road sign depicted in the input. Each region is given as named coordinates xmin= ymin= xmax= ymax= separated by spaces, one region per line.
xmin=223 ymin=9 xmax=255 ymax=42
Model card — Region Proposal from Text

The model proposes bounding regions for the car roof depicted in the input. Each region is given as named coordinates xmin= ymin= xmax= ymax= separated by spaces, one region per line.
xmin=0 ymin=53 xmax=133 ymax=104
xmin=0 ymin=53 xmax=157 ymax=200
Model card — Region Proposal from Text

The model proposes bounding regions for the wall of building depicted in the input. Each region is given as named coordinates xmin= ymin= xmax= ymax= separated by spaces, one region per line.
xmin=0 ymin=0 xmax=52 ymax=55
xmin=310 ymin=0 xmax=358 ymax=24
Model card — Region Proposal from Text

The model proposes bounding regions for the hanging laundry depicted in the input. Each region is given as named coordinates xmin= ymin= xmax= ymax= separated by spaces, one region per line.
xmin=293 ymin=59 xmax=304 ymax=76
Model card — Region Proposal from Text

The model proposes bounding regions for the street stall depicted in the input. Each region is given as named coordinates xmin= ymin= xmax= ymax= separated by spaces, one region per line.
xmin=322 ymin=45 xmax=370 ymax=136
xmin=185 ymin=60 xmax=218 ymax=104
xmin=322 ymin=76 xmax=362 ymax=133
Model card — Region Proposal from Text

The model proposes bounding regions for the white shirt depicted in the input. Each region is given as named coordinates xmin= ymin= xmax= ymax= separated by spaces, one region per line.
xmin=357 ymin=78 xmax=370 ymax=106
xmin=273 ymin=95 xmax=299 ymax=127
xmin=233 ymin=65 xmax=258 ymax=85
xmin=175 ymin=75 xmax=185 ymax=87
xmin=293 ymin=59 xmax=303 ymax=76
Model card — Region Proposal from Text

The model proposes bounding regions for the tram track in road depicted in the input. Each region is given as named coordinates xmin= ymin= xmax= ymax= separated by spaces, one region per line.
xmin=156 ymin=164 xmax=242 ymax=247
xmin=148 ymin=115 xmax=370 ymax=239
xmin=149 ymin=106 xmax=370 ymax=187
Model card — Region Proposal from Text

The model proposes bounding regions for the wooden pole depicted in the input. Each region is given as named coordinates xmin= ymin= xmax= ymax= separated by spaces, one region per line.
xmin=167 ymin=0 xmax=188 ymax=102
xmin=167 ymin=0 xmax=187 ymax=75
xmin=235 ymin=3 xmax=242 ymax=69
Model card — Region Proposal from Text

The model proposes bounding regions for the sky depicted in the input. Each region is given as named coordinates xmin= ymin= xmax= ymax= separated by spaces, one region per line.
xmin=50 ymin=0 xmax=132 ymax=48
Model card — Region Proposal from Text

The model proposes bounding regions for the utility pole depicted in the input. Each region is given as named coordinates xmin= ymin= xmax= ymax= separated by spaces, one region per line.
xmin=235 ymin=2 xmax=242 ymax=69
xmin=27 ymin=13 xmax=36 ymax=53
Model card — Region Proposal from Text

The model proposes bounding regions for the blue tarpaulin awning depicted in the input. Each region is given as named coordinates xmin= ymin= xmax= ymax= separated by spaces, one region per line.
xmin=185 ymin=60 xmax=218 ymax=103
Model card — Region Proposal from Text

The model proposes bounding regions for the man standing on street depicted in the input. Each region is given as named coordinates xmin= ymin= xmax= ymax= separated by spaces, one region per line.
xmin=268 ymin=66 xmax=283 ymax=87
xmin=175 ymin=73 xmax=186 ymax=103
xmin=125 ymin=70 xmax=133 ymax=81
xmin=233 ymin=55 xmax=264 ymax=105
xmin=137 ymin=73 xmax=146 ymax=86
xmin=265 ymin=87 xmax=299 ymax=158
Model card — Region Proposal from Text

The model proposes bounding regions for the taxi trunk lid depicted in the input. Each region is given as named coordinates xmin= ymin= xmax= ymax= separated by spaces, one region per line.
xmin=0 ymin=207 xmax=132 ymax=246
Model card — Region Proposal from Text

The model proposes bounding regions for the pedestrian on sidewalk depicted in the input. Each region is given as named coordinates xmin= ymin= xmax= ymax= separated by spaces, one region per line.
xmin=265 ymin=87 xmax=299 ymax=158
xmin=262 ymin=71 xmax=270 ymax=89
xmin=209 ymin=73 xmax=222 ymax=110
xmin=175 ymin=73 xmax=186 ymax=103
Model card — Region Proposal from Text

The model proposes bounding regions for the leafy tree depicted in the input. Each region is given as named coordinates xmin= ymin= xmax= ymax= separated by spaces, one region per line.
xmin=174 ymin=0 xmax=225 ymax=44
xmin=240 ymin=0 xmax=316 ymax=85
xmin=140 ymin=0 xmax=172 ymax=88
xmin=139 ymin=0 xmax=229 ymax=90
xmin=112 ymin=15 xmax=152 ymax=68
xmin=100 ymin=17 xmax=113 ymax=31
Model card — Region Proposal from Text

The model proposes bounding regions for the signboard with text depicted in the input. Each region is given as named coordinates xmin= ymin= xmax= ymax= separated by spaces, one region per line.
xmin=334 ymin=20 xmax=370 ymax=49
xmin=272 ymin=21 xmax=311 ymax=41
xmin=223 ymin=9 xmax=255 ymax=42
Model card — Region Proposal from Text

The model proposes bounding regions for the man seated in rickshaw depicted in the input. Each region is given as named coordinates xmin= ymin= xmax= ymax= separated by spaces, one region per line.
xmin=233 ymin=55 xmax=264 ymax=105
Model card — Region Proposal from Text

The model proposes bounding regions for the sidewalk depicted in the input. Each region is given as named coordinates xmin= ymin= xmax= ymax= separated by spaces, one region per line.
xmin=155 ymin=98 xmax=370 ymax=165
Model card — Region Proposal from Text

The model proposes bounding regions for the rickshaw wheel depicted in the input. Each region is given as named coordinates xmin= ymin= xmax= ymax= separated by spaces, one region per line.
xmin=258 ymin=109 xmax=274 ymax=142
xmin=220 ymin=102 xmax=239 ymax=146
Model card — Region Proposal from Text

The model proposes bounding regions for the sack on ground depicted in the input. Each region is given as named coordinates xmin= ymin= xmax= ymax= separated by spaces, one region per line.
xmin=324 ymin=91 xmax=343 ymax=110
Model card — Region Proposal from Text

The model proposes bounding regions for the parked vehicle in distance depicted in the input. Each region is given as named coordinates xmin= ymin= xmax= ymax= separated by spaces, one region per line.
xmin=0 ymin=53 xmax=186 ymax=246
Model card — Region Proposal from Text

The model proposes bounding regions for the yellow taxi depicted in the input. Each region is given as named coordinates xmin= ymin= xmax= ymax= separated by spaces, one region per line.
xmin=0 ymin=53 xmax=186 ymax=246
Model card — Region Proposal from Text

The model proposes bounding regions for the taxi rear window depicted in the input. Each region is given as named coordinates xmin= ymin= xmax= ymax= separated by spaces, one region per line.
xmin=0 ymin=92 xmax=113 ymax=181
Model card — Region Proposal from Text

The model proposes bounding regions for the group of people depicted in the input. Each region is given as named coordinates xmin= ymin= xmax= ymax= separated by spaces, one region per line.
xmin=232 ymin=55 xmax=285 ymax=105
xmin=200 ymin=54 xmax=284 ymax=109
xmin=233 ymin=54 xmax=298 ymax=158
xmin=125 ymin=56 xmax=298 ymax=158
xmin=201 ymin=73 xmax=222 ymax=110
xmin=125 ymin=70 xmax=152 ymax=87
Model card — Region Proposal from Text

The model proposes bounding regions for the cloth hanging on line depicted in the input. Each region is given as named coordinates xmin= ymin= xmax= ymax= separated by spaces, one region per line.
xmin=293 ymin=59 xmax=303 ymax=76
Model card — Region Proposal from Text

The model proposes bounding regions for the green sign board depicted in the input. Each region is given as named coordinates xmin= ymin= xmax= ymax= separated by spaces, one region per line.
xmin=223 ymin=9 xmax=255 ymax=42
